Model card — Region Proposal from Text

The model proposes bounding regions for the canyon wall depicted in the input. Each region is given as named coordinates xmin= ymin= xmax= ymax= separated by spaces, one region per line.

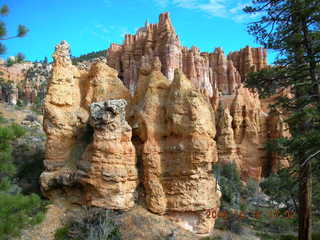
xmin=0 ymin=62 xmax=51 ymax=105
xmin=106 ymin=12 xmax=287 ymax=181
xmin=107 ymin=13 xmax=267 ymax=97
xmin=40 ymin=13 xmax=290 ymax=234
xmin=41 ymin=40 xmax=221 ymax=234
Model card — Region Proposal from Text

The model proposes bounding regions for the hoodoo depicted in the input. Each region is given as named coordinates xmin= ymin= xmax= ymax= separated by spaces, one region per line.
xmin=40 ymin=12 xmax=290 ymax=234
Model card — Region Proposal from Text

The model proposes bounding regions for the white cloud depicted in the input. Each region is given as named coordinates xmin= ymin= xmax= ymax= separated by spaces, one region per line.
xmin=229 ymin=3 xmax=247 ymax=14
xmin=155 ymin=0 xmax=169 ymax=8
xmin=173 ymin=0 xmax=198 ymax=8
xmin=156 ymin=0 xmax=255 ymax=22
xmin=198 ymin=0 xmax=228 ymax=17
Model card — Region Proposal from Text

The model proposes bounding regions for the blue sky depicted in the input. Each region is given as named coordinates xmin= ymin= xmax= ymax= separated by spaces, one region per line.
xmin=3 ymin=0 xmax=276 ymax=63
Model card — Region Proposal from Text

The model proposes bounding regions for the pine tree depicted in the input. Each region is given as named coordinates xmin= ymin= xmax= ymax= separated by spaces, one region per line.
xmin=43 ymin=56 xmax=48 ymax=64
xmin=0 ymin=4 xmax=28 ymax=54
xmin=244 ymin=1 xmax=320 ymax=239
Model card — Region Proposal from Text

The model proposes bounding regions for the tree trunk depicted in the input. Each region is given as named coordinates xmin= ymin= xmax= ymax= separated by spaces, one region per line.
xmin=292 ymin=2 xmax=313 ymax=237
xmin=298 ymin=160 xmax=312 ymax=240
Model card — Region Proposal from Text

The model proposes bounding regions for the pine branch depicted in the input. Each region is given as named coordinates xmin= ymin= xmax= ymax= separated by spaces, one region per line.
xmin=301 ymin=150 xmax=320 ymax=167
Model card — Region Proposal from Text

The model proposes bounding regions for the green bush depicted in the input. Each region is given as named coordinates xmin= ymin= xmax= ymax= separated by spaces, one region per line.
xmin=0 ymin=124 xmax=26 ymax=180
xmin=54 ymin=226 xmax=69 ymax=240
xmin=279 ymin=234 xmax=297 ymax=240
xmin=213 ymin=163 xmax=243 ymax=205
xmin=55 ymin=207 xmax=121 ymax=240
xmin=312 ymin=233 xmax=320 ymax=240
xmin=256 ymin=232 xmax=275 ymax=240
xmin=268 ymin=217 xmax=293 ymax=233
xmin=260 ymin=169 xmax=298 ymax=212
xmin=0 ymin=123 xmax=46 ymax=239
xmin=243 ymin=177 xmax=259 ymax=199
xmin=224 ymin=212 xmax=243 ymax=234
xmin=201 ymin=237 xmax=223 ymax=240
xmin=0 ymin=114 xmax=7 ymax=124
xmin=0 ymin=193 xmax=45 ymax=239
xmin=31 ymin=95 xmax=43 ymax=115
xmin=16 ymin=148 xmax=45 ymax=194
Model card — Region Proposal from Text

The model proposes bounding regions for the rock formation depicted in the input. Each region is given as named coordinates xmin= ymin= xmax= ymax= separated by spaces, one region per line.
xmin=131 ymin=59 xmax=220 ymax=233
xmin=228 ymin=46 xmax=268 ymax=80
xmin=0 ymin=61 xmax=51 ymax=106
xmin=40 ymin=12 xmax=291 ymax=236
xmin=107 ymin=12 xmax=265 ymax=97
xmin=0 ymin=82 xmax=19 ymax=105
xmin=41 ymin=40 xmax=83 ymax=199
xmin=23 ymin=62 xmax=52 ymax=104
xmin=216 ymin=104 xmax=240 ymax=168
xmin=267 ymin=109 xmax=291 ymax=173
xmin=78 ymin=99 xmax=138 ymax=210
xmin=0 ymin=62 xmax=33 ymax=84
xmin=41 ymin=40 xmax=222 ymax=234
xmin=41 ymin=40 xmax=135 ymax=205
xmin=214 ymin=85 xmax=290 ymax=181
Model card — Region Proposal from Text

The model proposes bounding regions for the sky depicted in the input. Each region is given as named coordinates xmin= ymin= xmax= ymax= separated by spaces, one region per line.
xmin=3 ymin=0 xmax=277 ymax=63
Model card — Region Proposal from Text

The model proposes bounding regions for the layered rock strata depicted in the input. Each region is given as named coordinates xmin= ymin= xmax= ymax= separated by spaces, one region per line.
xmin=41 ymin=11 xmax=291 ymax=235
xmin=41 ymin=41 xmax=135 ymax=206
xmin=0 ymin=62 xmax=51 ymax=105
xmin=78 ymin=99 xmax=138 ymax=210
xmin=266 ymin=109 xmax=291 ymax=173
xmin=107 ymin=12 xmax=266 ymax=97
xmin=41 ymin=40 xmax=84 ymax=199
xmin=228 ymin=46 xmax=268 ymax=80
xmin=132 ymin=59 xmax=220 ymax=233
xmin=0 ymin=82 xmax=19 ymax=105
xmin=215 ymin=86 xmax=290 ymax=180
xmin=42 ymin=41 xmax=221 ymax=234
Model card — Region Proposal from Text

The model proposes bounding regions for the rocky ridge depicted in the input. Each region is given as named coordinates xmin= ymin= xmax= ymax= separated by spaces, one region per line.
xmin=40 ymin=13 xmax=290 ymax=235
xmin=0 ymin=62 xmax=51 ymax=105
xmin=107 ymin=13 xmax=267 ymax=97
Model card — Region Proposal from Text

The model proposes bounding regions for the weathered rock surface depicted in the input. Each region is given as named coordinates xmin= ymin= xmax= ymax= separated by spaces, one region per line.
xmin=266 ymin=109 xmax=291 ymax=173
xmin=132 ymin=60 xmax=220 ymax=233
xmin=23 ymin=62 xmax=52 ymax=104
xmin=0 ymin=61 xmax=51 ymax=105
xmin=0 ymin=82 xmax=19 ymax=105
xmin=42 ymin=41 xmax=222 ymax=234
xmin=215 ymin=86 xmax=290 ymax=180
xmin=78 ymin=99 xmax=138 ymax=210
xmin=41 ymin=40 xmax=83 ymax=200
xmin=216 ymin=105 xmax=240 ymax=168
xmin=41 ymin=41 xmax=134 ymax=205
xmin=0 ymin=62 xmax=33 ymax=84
xmin=40 ymin=12 xmax=291 ymax=236
xmin=107 ymin=12 xmax=266 ymax=97
xmin=228 ymin=46 xmax=268 ymax=80
xmin=83 ymin=61 xmax=131 ymax=108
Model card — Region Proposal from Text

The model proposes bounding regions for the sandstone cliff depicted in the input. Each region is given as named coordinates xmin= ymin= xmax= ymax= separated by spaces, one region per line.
xmin=78 ymin=99 xmax=138 ymax=210
xmin=41 ymin=40 xmax=222 ymax=234
xmin=40 ymin=12 xmax=291 ymax=235
xmin=109 ymin=12 xmax=288 ymax=181
xmin=107 ymin=13 xmax=266 ymax=98
xmin=130 ymin=59 xmax=220 ymax=233
xmin=0 ymin=62 xmax=51 ymax=105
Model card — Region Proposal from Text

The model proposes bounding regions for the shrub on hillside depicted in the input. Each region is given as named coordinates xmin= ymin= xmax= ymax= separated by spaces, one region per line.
xmin=15 ymin=147 xmax=44 ymax=194
xmin=0 ymin=193 xmax=45 ymax=239
xmin=0 ymin=123 xmax=26 ymax=181
xmin=260 ymin=168 xmax=298 ymax=212
xmin=213 ymin=163 xmax=243 ymax=205
xmin=213 ymin=163 xmax=258 ymax=208
xmin=55 ymin=207 xmax=121 ymax=240
xmin=0 ymin=122 xmax=46 ymax=239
